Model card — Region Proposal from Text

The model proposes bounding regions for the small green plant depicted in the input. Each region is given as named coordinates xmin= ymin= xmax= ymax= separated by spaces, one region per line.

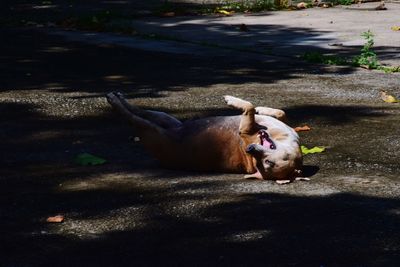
xmin=352 ymin=30 xmax=380 ymax=69
xmin=303 ymin=30 xmax=399 ymax=73
xmin=333 ymin=0 xmax=353 ymax=5
xmin=217 ymin=0 xmax=277 ymax=12
xmin=377 ymin=65 xmax=400 ymax=73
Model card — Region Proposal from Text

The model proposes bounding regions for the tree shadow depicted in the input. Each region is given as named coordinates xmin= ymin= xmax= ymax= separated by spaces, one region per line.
xmin=285 ymin=104 xmax=394 ymax=125
xmin=0 ymin=25 xmax=358 ymax=96
xmin=2 ymin=99 xmax=397 ymax=267
xmin=3 ymin=186 xmax=400 ymax=266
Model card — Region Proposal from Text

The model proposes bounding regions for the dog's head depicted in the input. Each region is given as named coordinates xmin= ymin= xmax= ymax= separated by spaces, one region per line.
xmin=246 ymin=129 xmax=302 ymax=180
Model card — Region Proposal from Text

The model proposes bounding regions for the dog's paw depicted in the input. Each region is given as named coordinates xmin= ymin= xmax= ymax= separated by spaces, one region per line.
xmin=106 ymin=92 xmax=115 ymax=101
xmin=254 ymin=107 xmax=263 ymax=114
xmin=224 ymin=95 xmax=249 ymax=106
xmin=224 ymin=95 xmax=254 ymax=111
xmin=114 ymin=91 xmax=124 ymax=98
xmin=224 ymin=95 xmax=238 ymax=106
xmin=106 ymin=92 xmax=121 ymax=106
xmin=255 ymin=107 xmax=287 ymax=121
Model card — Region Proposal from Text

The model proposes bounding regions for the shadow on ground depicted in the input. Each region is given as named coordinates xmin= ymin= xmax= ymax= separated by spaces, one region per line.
xmin=2 ymin=95 xmax=399 ymax=265
xmin=2 ymin=187 xmax=400 ymax=266
xmin=0 ymin=27 xmax=358 ymax=96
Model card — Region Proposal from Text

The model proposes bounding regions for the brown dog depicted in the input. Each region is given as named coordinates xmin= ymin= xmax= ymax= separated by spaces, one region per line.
xmin=107 ymin=93 xmax=302 ymax=181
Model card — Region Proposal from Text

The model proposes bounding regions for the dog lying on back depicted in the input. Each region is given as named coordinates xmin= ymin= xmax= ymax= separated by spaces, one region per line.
xmin=107 ymin=93 xmax=303 ymax=181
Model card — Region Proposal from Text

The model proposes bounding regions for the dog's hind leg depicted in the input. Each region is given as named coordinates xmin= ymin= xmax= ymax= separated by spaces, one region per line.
xmin=107 ymin=92 xmax=180 ymax=162
xmin=107 ymin=93 xmax=183 ymax=166
xmin=224 ymin=95 xmax=257 ymax=135
xmin=109 ymin=92 xmax=182 ymax=129
xmin=107 ymin=92 xmax=167 ymax=133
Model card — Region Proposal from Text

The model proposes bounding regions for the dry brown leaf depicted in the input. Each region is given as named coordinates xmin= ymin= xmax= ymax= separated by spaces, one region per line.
xmin=360 ymin=64 xmax=372 ymax=70
xmin=162 ymin=12 xmax=175 ymax=17
xmin=294 ymin=125 xmax=311 ymax=132
xmin=374 ymin=1 xmax=387 ymax=10
xmin=297 ymin=2 xmax=307 ymax=8
xmin=46 ymin=215 xmax=64 ymax=223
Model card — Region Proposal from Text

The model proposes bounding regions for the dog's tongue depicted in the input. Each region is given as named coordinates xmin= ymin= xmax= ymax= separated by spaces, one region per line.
xmin=259 ymin=130 xmax=276 ymax=149
xmin=261 ymin=137 xmax=272 ymax=148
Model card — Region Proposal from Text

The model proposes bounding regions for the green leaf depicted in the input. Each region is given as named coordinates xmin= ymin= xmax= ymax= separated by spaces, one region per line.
xmin=301 ymin=145 xmax=326 ymax=155
xmin=74 ymin=153 xmax=106 ymax=166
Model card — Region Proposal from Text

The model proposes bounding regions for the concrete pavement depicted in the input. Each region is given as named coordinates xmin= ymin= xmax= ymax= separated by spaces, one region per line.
xmin=127 ymin=2 xmax=400 ymax=65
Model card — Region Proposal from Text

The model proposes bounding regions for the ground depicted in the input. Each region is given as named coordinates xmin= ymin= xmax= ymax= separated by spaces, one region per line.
xmin=1 ymin=1 xmax=400 ymax=266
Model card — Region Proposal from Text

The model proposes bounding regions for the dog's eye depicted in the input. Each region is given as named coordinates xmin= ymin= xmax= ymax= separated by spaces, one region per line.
xmin=264 ymin=159 xmax=275 ymax=167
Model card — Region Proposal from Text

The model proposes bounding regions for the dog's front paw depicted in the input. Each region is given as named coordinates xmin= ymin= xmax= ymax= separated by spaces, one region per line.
xmin=255 ymin=107 xmax=287 ymax=121
xmin=224 ymin=95 xmax=248 ymax=107
xmin=224 ymin=95 xmax=237 ymax=106
xmin=224 ymin=95 xmax=254 ymax=111
xmin=106 ymin=92 xmax=121 ymax=106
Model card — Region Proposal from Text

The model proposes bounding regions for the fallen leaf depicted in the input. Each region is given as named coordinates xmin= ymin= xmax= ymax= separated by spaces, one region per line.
xmin=301 ymin=145 xmax=325 ymax=155
xmin=374 ymin=2 xmax=387 ymax=10
xmin=216 ymin=9 xmax=233 ymax=15
xmin=297 ymin=2 xmax=307 ymax=8
xmin=380 ymin=90 xmax=399 ymax=103
xmin=161 ymin=12 xmax=175 ymax=17
xmin=46 ymin=215 xmax=64 ymax=223
xmin=360 ymin=64 xmax=372 ymax=70
xmin=391 ymin=26 xmax=400 ymax=31
xmin=294 ymin=125 xmax=311 ymax=132
xmin=74 ymin=153 xmax=106 ymax=166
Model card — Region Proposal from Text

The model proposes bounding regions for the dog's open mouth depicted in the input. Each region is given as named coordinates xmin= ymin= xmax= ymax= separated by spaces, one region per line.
xmin=258 ymin=130 xmax=276 ymax=150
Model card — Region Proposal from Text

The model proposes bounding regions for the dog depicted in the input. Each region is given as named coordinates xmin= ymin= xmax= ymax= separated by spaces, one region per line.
xmin=107 ymin=93 xmax=303 ymax=181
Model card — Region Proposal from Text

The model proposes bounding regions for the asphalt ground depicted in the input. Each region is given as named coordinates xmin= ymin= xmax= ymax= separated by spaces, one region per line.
xmin=1 ymin=3 xmax=400 ymax=266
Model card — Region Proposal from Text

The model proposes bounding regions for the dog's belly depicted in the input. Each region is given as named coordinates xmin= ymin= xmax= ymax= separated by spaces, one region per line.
xmin=159 ymin=116 xmax=254 ymax=172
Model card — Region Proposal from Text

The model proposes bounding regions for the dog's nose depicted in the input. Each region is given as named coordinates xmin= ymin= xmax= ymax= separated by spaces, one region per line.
xmin=246 ymin=144 xmax=256 ymax=153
